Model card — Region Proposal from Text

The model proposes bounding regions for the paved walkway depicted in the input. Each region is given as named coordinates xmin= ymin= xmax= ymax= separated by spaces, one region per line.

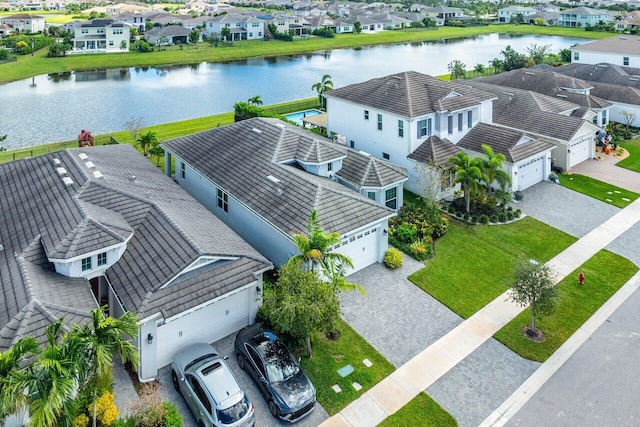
xmin=571 ymin=152 xmax=640 ymax=193
xmin=320 ymin=197 xmax=640 ymax=427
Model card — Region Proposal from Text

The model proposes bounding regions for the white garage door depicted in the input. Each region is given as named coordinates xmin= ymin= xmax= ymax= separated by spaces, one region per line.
xmin=518 ymin=157 xmax=545 ymax=190
xmin=156 ymin=287 xmax=251 ymax=368
xmin=570 ymin=139 xmax=590 ymax=167
xmin=333 ymin=227 xmax=379 ymax=275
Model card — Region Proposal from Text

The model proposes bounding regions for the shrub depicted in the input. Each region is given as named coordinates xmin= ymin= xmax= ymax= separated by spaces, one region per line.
xmin=130 ymin=385 xmax=166 ymax=427
xmin=432 ymin=215 xmax=449 ymax=238
xmin=409 ymin=240 xmax=428 ymax=258
xmin=112 ymin=419 xmax=135 ymax=427
xmin=447 ymin=205 xmax=455 ymax=214
xmin=515 ymin=209 xmax=522 ymax=218
xmin=513 ymin=191 xmax=523 ymax=201
xmin=507 ymin=211 xmax=514 ymax=221
xmin=163 ymin=402 xmax=182 ymax=427
xmin=479 ymin=214 xmax=489 ymax=224
xmin=498 ymin=212 xmax=507 ymax=223
xmin=0 ymin=48 xmax=8 ymax=60
xmin=490 ymin=214 xmax=498 ymax=223
xmin=394 ymin=223 xmax=418 ymax=244
xmin=72 ymin=414 xmax=89 ymax=427
xmin=471 ymin=214 xmax=478 ymax=223
xmin=384 ymin=248 xmax=403 ymax=269
xmin=463 ymin=213 xmax=470 ymax=221
xmin=89 ymin=391 xmax=119 ymax=427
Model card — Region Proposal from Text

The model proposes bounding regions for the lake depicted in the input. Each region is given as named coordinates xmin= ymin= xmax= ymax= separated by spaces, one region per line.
xmin=0 ymin=33 xmax=587 ymax=149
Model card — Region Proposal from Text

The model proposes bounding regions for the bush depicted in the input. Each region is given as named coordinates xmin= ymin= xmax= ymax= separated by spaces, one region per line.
xmin=130 ymin=385 xmax=166 ymax=427
xmin=471 ymin=214 xmax=478 ymax=223
xmin=163 ymin=402 xmax=182 ymax=427
xmin=507 ymin=211 xmax=514 ymax=221
xmin=384 ymin=248 xmax=403 ymax=269
xmin=498 ymin=212 xmax=507 ymax=223
xmin=490 ymin=214 xmax=498 ymax=223
xmin=112 ymin=419 xmax=135 ymax=427
xmin=463 ymin=213 xmax=470 ymax=221
xmin=0 ymin=48 xmax=8 ymax=60
xmin=409 ymin=240 xmax=430 ymax=260
xmin=513 ymin=191 xmax=523 ymax=201
xmin=515 ymin=209 xmax=522 ymax=218
xmin=479 ymin=214 xmax=489 ymax=224
xmin=89 ymin=391 xmax=119 ymax=427
xmin=394 ymin=223 xmax=418 ymax=244
xmin=72 ymin=414 xmax=89 ymax=427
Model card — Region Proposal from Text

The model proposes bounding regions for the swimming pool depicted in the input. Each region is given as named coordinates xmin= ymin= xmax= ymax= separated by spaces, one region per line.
xmin=283 ymin=109 xmax=323 ymax=126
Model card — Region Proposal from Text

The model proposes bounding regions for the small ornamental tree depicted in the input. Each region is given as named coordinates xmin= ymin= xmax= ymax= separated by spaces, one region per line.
xmin=508 ymin=261 xmax=558 ymax=339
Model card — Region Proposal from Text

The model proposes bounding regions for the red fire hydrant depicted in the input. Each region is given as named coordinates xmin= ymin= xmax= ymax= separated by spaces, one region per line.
xmin=579 ymin=271 xmax=585 ymax=286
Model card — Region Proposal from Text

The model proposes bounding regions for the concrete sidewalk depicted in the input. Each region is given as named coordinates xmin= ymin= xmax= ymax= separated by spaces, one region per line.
xmin=320 ymin=197 xmax=640 ymax=427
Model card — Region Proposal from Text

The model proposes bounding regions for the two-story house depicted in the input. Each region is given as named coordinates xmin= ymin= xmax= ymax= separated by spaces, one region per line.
xmin=204 ymin=13 xmax=264 ymax=40
xmin=73 ymin=19 xmax=131 ymax=53
xmin=497 ymin=6 xmax=536 ymax=22
xmin=0 ymin=13 xmax=45 ymax=33
xmin=558 ymin=6 xmax=611 ymax=27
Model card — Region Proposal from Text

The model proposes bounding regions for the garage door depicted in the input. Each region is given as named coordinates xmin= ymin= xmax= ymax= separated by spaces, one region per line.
xmin=570 ymin=139 xmax=590 ymax=167
xmin=332 ymin=227 xmax=379 ymax=275
xmin=518 ymin=157 xmax=545 ymax=190
xmin=156 ymin=287 xmax=251 ymax=368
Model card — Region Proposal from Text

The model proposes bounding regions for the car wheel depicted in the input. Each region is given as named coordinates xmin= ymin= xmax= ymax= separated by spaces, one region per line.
xmin=171 ymin=370 xmax=180 ymax=391
xmin=237 ymin=353 xmax=246 ymax=370
xmin=268 ymin=400 xmax=279 ymax=418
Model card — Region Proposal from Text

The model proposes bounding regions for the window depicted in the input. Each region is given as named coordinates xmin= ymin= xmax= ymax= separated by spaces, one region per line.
xmin=377 ymin=114 xmax=382 ymax=130
xmin=97 ymin=252 xmax=107 ymax=267
xmin=367 ymin=191 xmax=376 ymax=201
xmin=448 ymin=116 xmax=453 ymax=134
xmin=417 ymin=118 xmax=432 ymax=138
xmin=573 ymin=52 xmax=579 ymax=61
xmin=327 ymin=162 xmax=333 ymax=172
xmin=217 ymin=188 xmax=228 ymax=212
xmin=109 ymin=40 xmax=113 ymax=46
xmin=382 ymin=152 xmax=390 ymax=160
xmin=81 ymin=257 xmax=92 ymax=272
xmin=97 ymin=28 xmax=105 ymax=34
xmin=624 ymin=56 xmax=629 ymax=66
xmin=398 ymin=120 xmax=404 ymax=137
xmin=252 ymin=22 xmax=259 ymax=27
xmin=350 ymin=140 xmax=355 ymax=148
xmin=364 ymin=110 xmax=369 ymax=120
xmin=602 ymin=109 xmax=607 ymax=123
xmin=468 ymin=111 xmax=473 ymax=128
xmin=249 ymin=32 xmax=253 ymax=37
xmin=187 ymin=375 xmax=212 ymax=414
xmin=113 ymin=28 xmax=123 ymax=34
xmin=81 ymin=28 xmax=88 ymax=34
xmin=385 ymin=188 xmax=397 ymax=210
xmin=458 ymin=113 xmax=463 ymax=131
xmin=180 ymin=162 xmax=185 ymax=179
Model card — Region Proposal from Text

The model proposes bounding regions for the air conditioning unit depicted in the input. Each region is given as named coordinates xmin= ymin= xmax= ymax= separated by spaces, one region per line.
xmin=332 ymin=134 xmax=347 ymax=145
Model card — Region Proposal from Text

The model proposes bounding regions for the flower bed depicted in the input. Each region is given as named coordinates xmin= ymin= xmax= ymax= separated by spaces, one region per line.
xmin=388 ymin=202 xmax=449 ymax=261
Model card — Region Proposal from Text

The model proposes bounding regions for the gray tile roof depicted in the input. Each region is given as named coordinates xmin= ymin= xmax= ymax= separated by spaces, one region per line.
xmin=457 ymin=122 xmax=555 ymax=163
xmin=145 ymin=26 xmax=191 ymax=37
xmin=324 ymin=71 xmax=496 ymax=118
xmin=557 ymin=62 xmax=640 ymax=89
xmin=407 ymin=135 xmax=461 ymax=166
xmin=336 ymin=150 xmax=408 ymax=188
xmin=571 ymin=35 xmax=640 ymax=55
xmin=162 ymin=118 xmax=402 ymax=238
xmin=0 ymin=144 xmax=270 ymax=349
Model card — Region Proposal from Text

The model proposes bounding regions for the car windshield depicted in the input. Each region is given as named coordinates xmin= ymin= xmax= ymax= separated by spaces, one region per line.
xmin=216 ymin=395 xmax=250 ymax=424
xmin=266 ymin=357 xmax=299 ymax=383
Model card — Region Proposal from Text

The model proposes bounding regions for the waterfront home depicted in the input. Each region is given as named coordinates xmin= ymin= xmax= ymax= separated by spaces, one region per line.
xmin=0 ymin=13 xmax=45 ymax=33
xmin=72 ymin=18 xmax=131 ymax=53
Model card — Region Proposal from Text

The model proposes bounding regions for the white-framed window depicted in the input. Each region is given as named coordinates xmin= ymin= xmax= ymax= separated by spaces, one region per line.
xmin=467 ymin=110 xmax=472 ymax=128
xmin=181 ymin=162 xmax=185 ymax=179
xmin=398 ymin=120 xmax=404 ymax=137
xmin=327 ymin=162 xmax=333 ymax=171
xmin=109 ymin=40 xmax=114 ymax=46
xmin=97 ymin=252 xmax=107 ymax=267
xmin=624 ymin=56 xmax=629 ymax=66
xmin=382 ymin=152 xmax=390 ymax=160
xmin=448 ymin=116 xmax=453 ymax=134
xmin=81 ymin=28 xmax=88 ymax=34
xmin=252 ymin=22 xmax=259 ymax=27
xmin=385 ymin=187 xmax=397 ymax=209
xmin=417 ymin=118 xmax=431 ymax=138
xmin=458 ymin=113 xmax=463 ymax=131
xmin=377 ymin=114 xmax=382 ymax=131
xmin=364 ymin=110 xmax=369 ymax=120
xmin=574 ymin=52 xmax=579 ymax=60
xmin=217 ymin=188 xmax=228 ymax=212
xmin=81 ymin=257 xmax=92 ymax=272
xmin=367 ymin=191 xmax=376 ymax=201
xmin=113 ymin=28 xmax=123 ymax=34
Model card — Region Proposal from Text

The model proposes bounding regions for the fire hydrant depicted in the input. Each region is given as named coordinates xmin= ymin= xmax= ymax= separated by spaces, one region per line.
xmin=579 ymin=271 xmax=585 ymax=286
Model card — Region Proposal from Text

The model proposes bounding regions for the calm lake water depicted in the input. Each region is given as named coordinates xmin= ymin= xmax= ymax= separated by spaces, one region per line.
xmin=0 ymin=33 xmax=587 ymax=149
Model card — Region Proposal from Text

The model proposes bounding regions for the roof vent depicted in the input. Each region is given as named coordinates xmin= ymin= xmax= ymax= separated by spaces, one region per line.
xmin=266 ymin=175 xmax=280 ymax=185
xmin=92 ymin=171 xmax=104 ymax=179
xmin=56 ymin=167 xmax=67 ymax=175
xmin=129 ymin=175 xmax=137 ymax=182
xmin=358 ymin=150 xmax=371 ymax=156
xmin=85 ymin=161 xmax=95 ymax=169
xmin=52 ymin=158 xmax=61 ymax=166
xmin=145 ymin=191 xmax=151 ymax=198
xmin=252 ymin=128 xmax=262 ymax=134
xmin=630 ymin=78 xmax=640 ymax=82
xmin=277 ymin=188 xmax=283 ymax=196
xmin=525 ymin=71 xmax=535 ymax=75
xmin=0 ymin=245 xmax=4 ymax=252
xmin=502 ymin=92 xmax=514 ymax=96
xmin=557 ymin=94 xmax=567 ymax=98
xmin=62 ymin=177 xmax=74 ymax=186
xmin=276 ymin=123 xmax=285 ymax=128
xmin=79 ymin=153 xmax=89 ymax=160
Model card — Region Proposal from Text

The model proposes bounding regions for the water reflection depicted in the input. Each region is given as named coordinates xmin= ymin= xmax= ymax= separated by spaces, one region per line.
xmin=74 ymin=69 xmax=131 ymax=82
xmin=48 ymin=71 xmax=72 ymax=83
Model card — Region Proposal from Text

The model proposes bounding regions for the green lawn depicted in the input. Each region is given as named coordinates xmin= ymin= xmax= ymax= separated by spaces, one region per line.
xmin=409 ymin=217 xmax=577 ymax=318
xmin=494 ymin=250 xmax=638 ymax=362
xmin=617 ymin=138 xmax=640 ymax=173
xmin=559 ymin=173 xmax=639 ymax=208
xmin=378 ymin=393 xmax=458 ymax=427
xmin=0 ymin=25 xmax=613 ymax=85
xmin=299 ymin=318 xmax=395 ymax=415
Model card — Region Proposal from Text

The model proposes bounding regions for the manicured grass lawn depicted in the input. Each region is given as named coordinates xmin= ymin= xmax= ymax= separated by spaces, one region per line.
xmin=494 ymin=250 xmax=638 ymax=362
xmin=299 ymin=318 xmax=395 ymax=415
xmin=0 ymin=25 xmax=612 ymax=85
xmin=617 ymin=138 xmax=640 ymax=173
xmin=378 ymin=393 xmax=458 ymax=427
xmin=559 ymin=173 xmax=639 ymax=208
xmin=409 ymin=217 xmax=577 ymax=319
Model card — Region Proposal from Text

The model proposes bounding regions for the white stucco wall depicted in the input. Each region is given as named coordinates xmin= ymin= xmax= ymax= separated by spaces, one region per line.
xmin=571 ymin=50 xmax=640 ymax=68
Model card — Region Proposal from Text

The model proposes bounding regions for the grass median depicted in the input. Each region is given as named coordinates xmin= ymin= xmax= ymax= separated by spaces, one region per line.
xmin=618 ymin=138 xmax=640 ymax=173
xmin=559 ymin=173 xmax=639 ymax=208
xmin=379 ymin=392 xmax=458 ymax=427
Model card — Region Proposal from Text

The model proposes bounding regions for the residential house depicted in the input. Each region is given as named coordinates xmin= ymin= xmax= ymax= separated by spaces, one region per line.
xmin=558 ymin=6 xmax=611 ymax=27
xmin=570 ymin=36 xmax=640 ymax=68
xmin=111 ymin=11 xmax=147 ymax=33
xmin=204 ymin=13 xmax=264 ymax=40
xmin=497 ymin=6 xmax=536 ymax=23
xmin=0 ymin=13 xmax=45 ymax=33
xmin=72 ymin=19 xmax=131 ymax=53
xmin=425 ymin=5 xmax=464 ymax=22
xmin=142 ymin=11 xmax=184 ymax=27
xmin=0 ymin=144 xmax=272 ymax=386
xmin=162 ymin=117 xmax=407 ymax=274
xmin=0 ymin=24 xmax=12 ymax=37
xmin=524 ymin=11 xmax=559 ymax=26
xmin=145 ymin=25 xmax=191 ymax=45
xmin=105 ymin=2 xmax=151 ymax=15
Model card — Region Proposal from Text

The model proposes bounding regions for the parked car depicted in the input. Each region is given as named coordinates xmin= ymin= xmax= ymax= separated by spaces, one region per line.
xmin=172 ymin=343 xmax=255 ymax=427
xmin=234 ymin=324 xmax=316 ymax=423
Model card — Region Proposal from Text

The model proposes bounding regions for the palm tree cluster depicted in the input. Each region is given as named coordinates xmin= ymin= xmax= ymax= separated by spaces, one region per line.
xmin=448 ymin=145 xmax=511 ymax=214
xmin=0 ymin=307 xmax=138 ymax=427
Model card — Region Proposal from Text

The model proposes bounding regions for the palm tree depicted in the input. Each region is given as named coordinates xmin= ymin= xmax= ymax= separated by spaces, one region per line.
xmin=320 ymin=258 xmax=366 ymax=295
xmin=136 ymin=131 xmax=157 ymax=157
xmin=489 ymin=58 xmax=503 ymax=74
xmin=474 ymin=63 xmax=485 ymax=77
xmin=288 ymin=210 xmax=353 ymax=274
xmin=0 ymin=336 xmax=39 ymax=420
xmin=448 ymin=152 xmax=482 ymax=213
xmin=247 ymin=95 xmax=263 ymax=106
xmin=447 ymin=60 xmax=466 ymax=80
xmin=72 ymin=307 xmax=139 ymax=427
xmin=311 ymin=74 xmax=333 ymax=109
xmin=479 ymin=144 xmax=511 ymax=197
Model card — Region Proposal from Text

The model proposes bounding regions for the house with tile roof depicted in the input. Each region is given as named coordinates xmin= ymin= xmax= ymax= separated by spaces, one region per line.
xmin=162 ymin=117 xmax=407 ymax=275
xmin=570 ymin=36 xmax=640 ymax=68
xmin=0 ymin=13 xmax=44 ymax=33
xmin=204 ymin=13 xmax=265 ymax=40
xmin=0 ymin=144 xmax=272 ymax=382
xmin=558 ymin=6 xmax=611 ymax=27
xmin=72 ymin=19 xmax=131 ymax=53
xmin=497 ymin=5 xmax=536 ymax=23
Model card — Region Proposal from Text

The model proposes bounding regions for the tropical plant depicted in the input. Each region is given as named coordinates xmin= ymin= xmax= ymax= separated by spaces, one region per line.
xmin=149 ymin=139 xmax=165 ymax=166
xmin=188 ymin=29 xmax=200 ymax=45
xmin=474 ymin=63 xmax=485 ymax=77
xmin=136 ymin=131 xmax=158 ymax=156
xmin=384 ymin=248 xmax=403 ymax=269
xmin=247 ymin=95 xmax=263 ymax=106
xmin=220 ymin=27 xmax=231 ymax=41
xmin=479 ymin=144 xmax=511 ymax=197
xmin=525 ymin=43 xmax=551 ymax=65
xmin=501 ymin=45 xmax=528 ymax=71
xmin=448 ymin=152 xmax=483 ymax=213
xmin=447 ymin=59 xmax=466 ymax=80
xmin=489 ymin=57 xmax=504 ymax=73
xmin=353 ymin=21 xmax=362 ymax=33
xmin=311 ymin=74 xmax=333 ymax=109
xmin=0 ymin=336 xmax=39 ymax=420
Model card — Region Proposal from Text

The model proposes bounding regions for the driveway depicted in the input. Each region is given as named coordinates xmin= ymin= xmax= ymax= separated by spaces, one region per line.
xmin=570 ymin=153 xmax=640 ymax=193
xmin=155 ymin=333 xmax=329 ymax=427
